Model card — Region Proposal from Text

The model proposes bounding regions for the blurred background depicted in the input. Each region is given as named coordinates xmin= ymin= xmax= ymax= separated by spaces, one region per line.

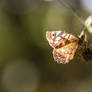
xmin=0 ymin=0 xmax=92 ymax=92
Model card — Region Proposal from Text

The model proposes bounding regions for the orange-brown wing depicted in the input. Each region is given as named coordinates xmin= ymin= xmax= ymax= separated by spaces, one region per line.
xmin=46 ymin=30 xmax=79 ymax=48
xmin=53 ymin=42 xmax=78 ymax=64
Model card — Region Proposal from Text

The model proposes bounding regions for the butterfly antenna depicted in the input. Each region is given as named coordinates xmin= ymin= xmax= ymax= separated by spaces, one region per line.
xmin=57 ymin=0 xmax=85 ymax=26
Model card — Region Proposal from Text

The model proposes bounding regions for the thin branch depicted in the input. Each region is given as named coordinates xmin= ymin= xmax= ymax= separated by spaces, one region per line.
xmin=57 ymin=0 xmax=85 ymax=25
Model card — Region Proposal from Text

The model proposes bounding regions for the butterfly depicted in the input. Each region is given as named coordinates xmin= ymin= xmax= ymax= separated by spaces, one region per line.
xmin=46 ymin=30 xmax=92 ymax=64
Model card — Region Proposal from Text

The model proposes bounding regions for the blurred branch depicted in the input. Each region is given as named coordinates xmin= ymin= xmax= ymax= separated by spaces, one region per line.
xmin=57 ymin=0 xmax=85 ymax=25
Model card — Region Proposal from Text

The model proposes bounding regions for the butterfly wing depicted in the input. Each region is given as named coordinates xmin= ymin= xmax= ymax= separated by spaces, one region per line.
xmin=46 ymin=30 xmax=79 ymax=48
xmin=53 ymin=42 xmax=78 ymax=64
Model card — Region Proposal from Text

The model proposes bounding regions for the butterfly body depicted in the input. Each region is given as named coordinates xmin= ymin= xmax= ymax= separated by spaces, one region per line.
xmin=46 ymin=30 xmax=92 ymax=64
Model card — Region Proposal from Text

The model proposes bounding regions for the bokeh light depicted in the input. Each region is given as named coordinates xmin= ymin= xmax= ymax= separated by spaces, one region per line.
xmin=80 ymin=0 xmax=92 ymax=13
xmin=2 ymin=59 xmax=40 ymax=92
xmin=0 ymin=0 xmax=91 ymax=92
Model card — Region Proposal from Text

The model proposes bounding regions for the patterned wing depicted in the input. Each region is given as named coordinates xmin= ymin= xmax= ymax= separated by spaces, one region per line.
xmin=46 ymin=30 xmax=79 ymax=48
xmin=53 ymin=42 xmax=78 ymax=64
